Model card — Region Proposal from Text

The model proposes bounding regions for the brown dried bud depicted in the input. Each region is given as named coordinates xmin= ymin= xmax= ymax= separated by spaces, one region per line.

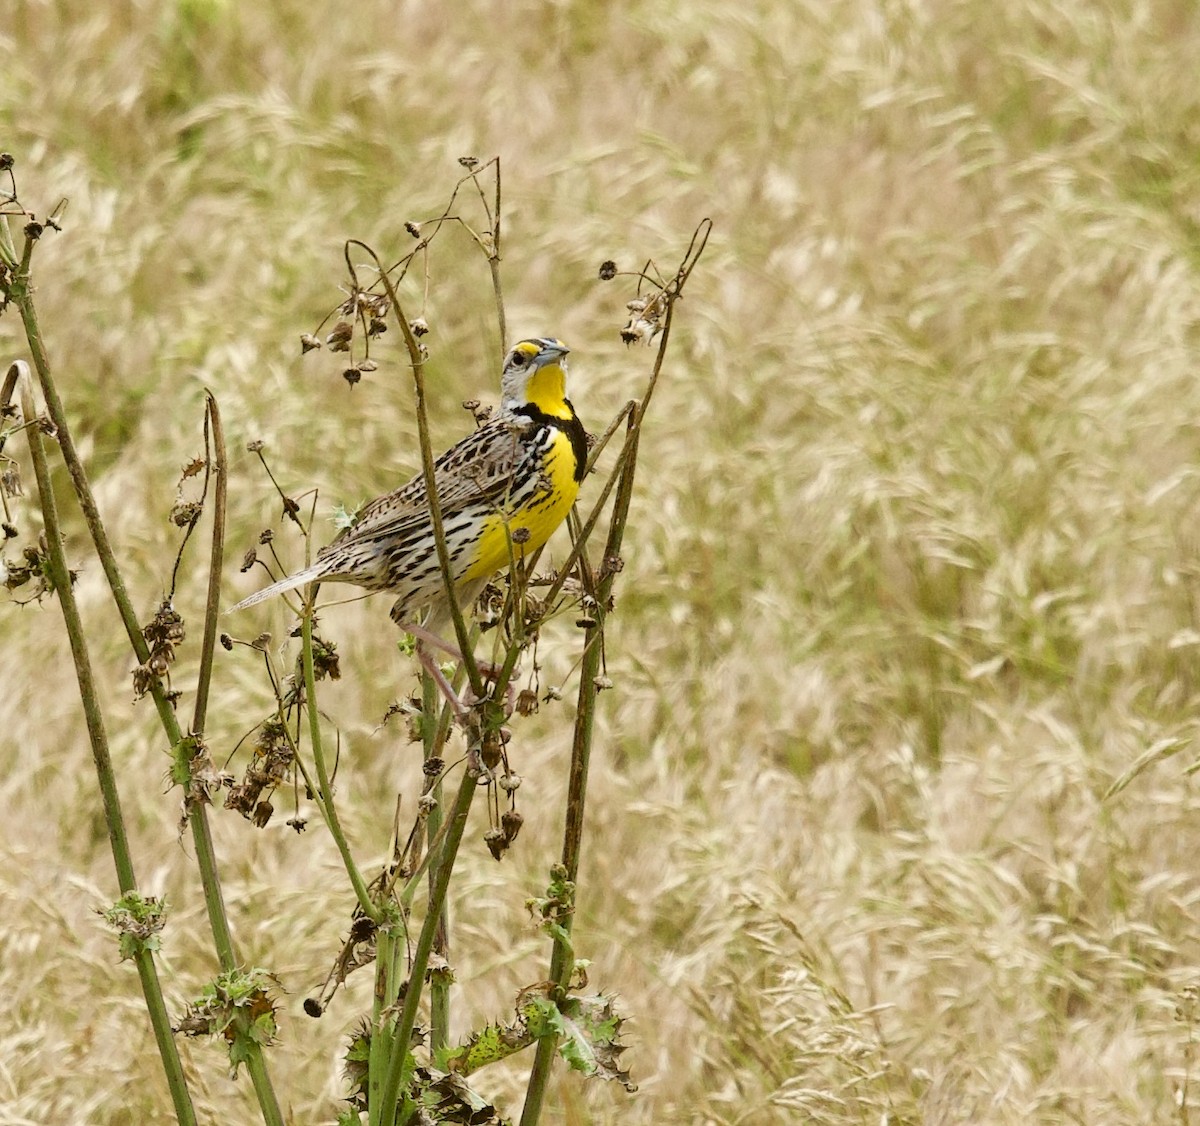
xmin=246 ymin=439 xmax=265 ymax=453
xmin=2 ymin=522 xmax=16 ymax=540
xmin=498 ymin=772 xmax=522 ymax=792
xmin=239 ymin=548 xmax=257 ymax=572
xmin=484 ymin=827 xmax=507 ymax=861
xmin=342 ymin=367 xmax=362 ymax=387
xmin=501 ymin=809 xmax=524 ymax=843
xmin=24 ymin=221 xmax=43 ymax=241
xmin=219 ymin=633 xmax=233 ymax=651
xmin=458 ymin=155 xmax=479 ymax=169
xmin=511 ymin=527 xmax=531 ymax=545
xmin=326 ymin=321 xmax=353 ymax=352
xmin=149 ymin=649 xmax=173 ymax=675
xmin=598 ymin=260 xmax=617 ymax=281
xmin=423 ymin=757 xmax=445 ymax=777
xmin=409 ymin=318 xmax=429 ymax=337
xmin=404 ymin=221 xmax=422 ymax=238
xmin=299 ymin=332 xmax=322 ymax=353
xmin=0 ymin=153 xmax=13 ymax=171
xmin=481 ymin=728 xmax=504 ymax=769
xmin=303 ymin=998 xmax=323 ymax=1017
xmin=368 ymin=318 xmax=387 ymax=337
xmin=252 ymin=801 xmax=274 ymax=828
xmin=516 ymin=689 xmax=538 ymax=717
xmin=170 ymin=501 xmax=202 ymax=527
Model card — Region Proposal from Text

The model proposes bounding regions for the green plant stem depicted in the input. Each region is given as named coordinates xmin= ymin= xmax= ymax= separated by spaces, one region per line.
xmin=10 ymin=268 xmax=284 ymax=1124
xmin=424 ymin=670 xmax=451 ymax=1056
xmin=377 ymin=768 xmax=478 ymax=1126
xmin=368 ymin=923 xmax=399 ymax=1126
xmin=301 ymin=610 xmax=377 ymax=919
xmin=520 ymin=307 xmax=678 ymax=1126
xmin=11 ymin=364 xmax=197 ymax=1126
xmin=353 ymin=241 xmax=484 ymax=702
xmin=191 ymin=391 xmax=226 ymax=736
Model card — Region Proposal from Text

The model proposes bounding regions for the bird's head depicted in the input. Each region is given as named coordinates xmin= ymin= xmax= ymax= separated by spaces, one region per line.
xmin=500 ymin=337 xmax=572 ymax=419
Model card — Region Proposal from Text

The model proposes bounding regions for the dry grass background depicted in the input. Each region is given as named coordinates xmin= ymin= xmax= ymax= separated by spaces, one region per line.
xmin=3 ymin=0 xmax=1200 ymax=1122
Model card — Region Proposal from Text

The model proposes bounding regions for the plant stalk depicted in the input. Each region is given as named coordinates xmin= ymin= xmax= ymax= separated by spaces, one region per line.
xmin=377 ymin=768 xmax=478 ymax=1126
xmin=520 ymin=304 xmax=679 ymax=1126
xmin=9 ymin=257 xmax=284 ymax=1123
xmin=10 ymin=362 xmax=197 ymax=1126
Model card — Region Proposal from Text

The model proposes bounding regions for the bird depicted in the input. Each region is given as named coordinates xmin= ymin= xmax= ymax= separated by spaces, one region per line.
xmin=230 ymin=337 xmax=587 ymax=709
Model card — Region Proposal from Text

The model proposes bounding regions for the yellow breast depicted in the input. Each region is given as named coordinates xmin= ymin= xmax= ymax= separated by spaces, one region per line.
xmin=464 ymin=428 xmax=581 ymax=580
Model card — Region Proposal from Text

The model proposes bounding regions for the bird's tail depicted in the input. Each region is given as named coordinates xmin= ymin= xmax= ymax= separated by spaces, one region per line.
xmin=226 ymin=562 xmax=326 ymax=614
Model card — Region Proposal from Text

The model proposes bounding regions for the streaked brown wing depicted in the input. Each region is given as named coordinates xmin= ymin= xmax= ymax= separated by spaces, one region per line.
xmin=323 ymin=416 xmax=530 ymax=552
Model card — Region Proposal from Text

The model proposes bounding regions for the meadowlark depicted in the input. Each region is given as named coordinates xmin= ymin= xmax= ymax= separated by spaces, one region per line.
xmin=230 ymin=337 xmax=586 ymax=699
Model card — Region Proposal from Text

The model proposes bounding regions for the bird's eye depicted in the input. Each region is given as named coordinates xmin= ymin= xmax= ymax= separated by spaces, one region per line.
xmin=510 ymin=350 xmax=530 ymax=367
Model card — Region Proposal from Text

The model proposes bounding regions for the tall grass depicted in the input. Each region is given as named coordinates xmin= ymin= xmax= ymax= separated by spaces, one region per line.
xmin=4 ymin=0 xmax=1200 ymax=1122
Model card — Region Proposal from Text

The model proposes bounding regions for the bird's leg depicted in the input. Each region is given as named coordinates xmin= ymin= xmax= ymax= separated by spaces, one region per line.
xmin=412 ymin=640 xmax=492 ymax=781
xmin=399 ymin=619 xmax=514 ymax=687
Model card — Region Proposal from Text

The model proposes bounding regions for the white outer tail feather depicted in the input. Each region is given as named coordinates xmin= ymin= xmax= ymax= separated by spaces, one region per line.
xmin=226 ymin=563 xmax=326 ymax=613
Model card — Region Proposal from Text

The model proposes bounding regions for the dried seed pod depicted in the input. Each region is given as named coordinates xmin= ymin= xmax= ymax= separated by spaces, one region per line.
xmin=484 ymin=827 xmax=507 ymax=861
xmin=501 ymin=809 xmax=524 ymax=843
xmin=326 ymin=321 xmax=354 ymax=352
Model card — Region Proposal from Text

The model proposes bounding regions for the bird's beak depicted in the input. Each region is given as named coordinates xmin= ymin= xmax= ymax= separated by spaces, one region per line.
xmin=534 ymin=341 xmax=570 ymax=367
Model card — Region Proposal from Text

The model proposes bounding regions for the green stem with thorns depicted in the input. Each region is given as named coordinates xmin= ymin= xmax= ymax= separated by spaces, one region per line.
xmin=520 ymin=297 xmax=681 ymax=1126
xmin=7 ymin=361 xmax=197 ymax=1126
xmin=377 ymin=768 xmax=478 ymax=1126
xmin=7 ymin=233 xmax=285 ymax=1126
